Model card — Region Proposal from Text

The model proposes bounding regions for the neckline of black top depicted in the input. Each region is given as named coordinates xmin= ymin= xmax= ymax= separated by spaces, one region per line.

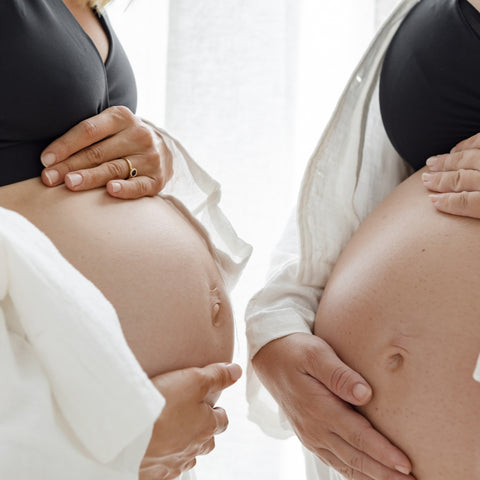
xmin=55 ymin=0 xmax=113 ymax=68
xmin=458 ymin=0 xmax=480 ymax=38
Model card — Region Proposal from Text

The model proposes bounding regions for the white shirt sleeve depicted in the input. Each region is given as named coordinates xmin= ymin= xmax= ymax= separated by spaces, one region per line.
xmin=244 ymin=208 xmax=324 ymax=439
xmin=245 ymin=208 xmax=321 ymax=360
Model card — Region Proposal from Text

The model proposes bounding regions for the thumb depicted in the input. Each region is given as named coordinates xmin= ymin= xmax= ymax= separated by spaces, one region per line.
xmin=308 ymin=337 xmax=372 ymax=406
xmin=196 ymin=363 xmax=242 ymax=400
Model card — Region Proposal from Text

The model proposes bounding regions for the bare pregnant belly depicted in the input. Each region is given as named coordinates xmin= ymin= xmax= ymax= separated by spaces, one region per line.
xmin=0 ymin=179 xmax=233 ymax=379
xmin=314 ymin=169 xmax=480 ymax=479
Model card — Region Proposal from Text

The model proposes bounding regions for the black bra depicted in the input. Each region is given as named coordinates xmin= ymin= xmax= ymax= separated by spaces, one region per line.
xmin=380 ymin=0 xmax=480 ymax=171
xmin=0 ymin=1 xmax=137 ymax=186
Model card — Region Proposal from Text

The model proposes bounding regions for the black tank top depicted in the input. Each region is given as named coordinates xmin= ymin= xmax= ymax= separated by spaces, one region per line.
xmin=380 ymin=0 xmax=480 ymax=171
xmin=0 ymin=1 xmax=137 ymax=186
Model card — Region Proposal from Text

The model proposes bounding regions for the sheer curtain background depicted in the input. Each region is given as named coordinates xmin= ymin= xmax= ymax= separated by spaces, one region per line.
xmin=108 ymin=1 xmax=399 ymax=478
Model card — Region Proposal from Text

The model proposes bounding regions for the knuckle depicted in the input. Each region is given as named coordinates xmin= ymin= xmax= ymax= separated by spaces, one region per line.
xmin=453 ymin=170 xmax=463 ymax=192
xmin=329 ymin=365 xmax=354 ymax=394
xmin=456 ymin=150 xmax=465 ymax=166
xmin=84 ymin=144 xmax=104 ymax=166
xmin=213 ymin=365 xmax=229 ymax=388
xmin=347 ymin=420 xmax=372 ymax=451
xmin=137 ymin=125 xmax=156 ymax=147
xmin=105 ymin=160 xmax=127 ymax=179
xmin=439 ymin=153 xmax=449 ymax=170
xmin=454 ymin=191 xmax=470 ymax=210
xmin=81 ymin=119 xmax=98 ymax=140
xmin=137 ymin=180 xmax=152 ymax=197
xmin=110 ymin=105 xmax=134 ymax=122
xmin=338 ymin=465 xmax=355 ymax=479
xmin=348 ymin=429 xmax=365 ymax=451
xmin=349 ymin=453 xmax=365 ymax=473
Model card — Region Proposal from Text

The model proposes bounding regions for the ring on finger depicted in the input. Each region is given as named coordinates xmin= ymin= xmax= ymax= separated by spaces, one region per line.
xmin=122 ymin=157 xmax=137 ymax=179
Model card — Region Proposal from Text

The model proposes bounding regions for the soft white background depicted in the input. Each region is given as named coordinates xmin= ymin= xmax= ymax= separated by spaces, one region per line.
xmin=108 ymin=1 xmax=399 ymax=478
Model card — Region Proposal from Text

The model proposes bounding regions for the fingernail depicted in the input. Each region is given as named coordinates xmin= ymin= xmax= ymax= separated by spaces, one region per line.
xmin=41 ymin=153 xmax=56 ymax=167
xmin=44 ymin=169 xmax=60 ymax=185
xmin=429 ymin=194 xmax=441 ymax=206
xmin=226 ymin=363 xmax=242 ymax=382
xmin=66 ymin=173 xmax=83 ymax=187
xmin=422 ymin=172 xmax=433 ymax=184
xmin=426 ymin=156 xmax=437 ymax=167
xmin=394 ymin=465 xmax=411 ymax=475
xmin=352 ymin=383 xmax=371 ymax=402
xmin=111 ymin=182 xmax=121 ymax=193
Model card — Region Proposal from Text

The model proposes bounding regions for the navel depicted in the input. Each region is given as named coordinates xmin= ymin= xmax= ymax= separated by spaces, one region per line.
xmin=210 ymin=287 xmax=223 ymax=326
xmin=386 ymin=352 xmax=404 ymax=372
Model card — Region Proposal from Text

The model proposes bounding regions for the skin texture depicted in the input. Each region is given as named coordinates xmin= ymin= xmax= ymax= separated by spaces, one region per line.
xmin=314 ymin=168 xmax=480 ymax=480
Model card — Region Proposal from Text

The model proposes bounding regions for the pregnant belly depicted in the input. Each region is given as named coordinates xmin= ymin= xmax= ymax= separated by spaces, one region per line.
xmin=314 ymin=169 xmax=480 ymax=479
xmin=0 ymin=178 xmax=233 ymax=379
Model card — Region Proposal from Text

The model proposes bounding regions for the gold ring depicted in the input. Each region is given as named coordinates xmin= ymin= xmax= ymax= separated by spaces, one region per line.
xmin=123 ymin=157 xmax=137 ymax=179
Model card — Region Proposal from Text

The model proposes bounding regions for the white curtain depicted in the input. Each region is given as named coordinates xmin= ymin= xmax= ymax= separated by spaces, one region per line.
xmin=108 ymin=1 xmax=400 ymax=479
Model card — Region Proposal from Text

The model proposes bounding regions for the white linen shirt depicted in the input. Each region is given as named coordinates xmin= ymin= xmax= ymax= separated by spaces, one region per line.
xmin=0 ymin=126 xmax=251 ymax=480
